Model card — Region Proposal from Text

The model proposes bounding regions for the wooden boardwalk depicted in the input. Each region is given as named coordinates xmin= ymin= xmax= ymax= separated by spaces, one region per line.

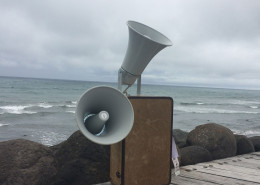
xmin=95 ymin=152 xmax=260 ymax=185
xmin=172 ymin=152 xmax=260 ymax=185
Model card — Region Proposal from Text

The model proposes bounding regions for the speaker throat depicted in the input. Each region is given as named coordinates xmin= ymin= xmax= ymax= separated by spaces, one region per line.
xmin=83 ymin=111 xmax=109 ymax=136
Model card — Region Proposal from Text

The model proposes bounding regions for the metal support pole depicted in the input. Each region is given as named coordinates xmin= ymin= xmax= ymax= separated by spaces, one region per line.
xmin=118 ymin=70 xmax=122 ymax=92
xmin=137 ymin=76 xmax=141 ymax=96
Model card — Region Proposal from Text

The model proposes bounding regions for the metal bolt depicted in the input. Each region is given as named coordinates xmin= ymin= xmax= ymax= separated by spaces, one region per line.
xmin=116 ymin=171 xmax=121 ymax=178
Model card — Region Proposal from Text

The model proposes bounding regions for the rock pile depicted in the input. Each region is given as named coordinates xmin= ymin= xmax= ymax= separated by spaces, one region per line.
xmin=173 ymin=123 xmax=257 ymax=166
xmin=51 ymin=130 xmax=110 ymax=185
xmin=0 ymin=139 xmax=56 ymax=185
xmin=235 ymin=135 xmax=255 ymax=155
xmin=249 ymin=136 xmax=260 ymax=151
xmin=0 ymin=131 xmax=109 ymax=185
xmin=180 ymin=146 xmax=212 ymax=166
xmin=187 ymin=123 xmax=237 ymax=159
xmin=0 ymin=123 xmax=258 ymax=185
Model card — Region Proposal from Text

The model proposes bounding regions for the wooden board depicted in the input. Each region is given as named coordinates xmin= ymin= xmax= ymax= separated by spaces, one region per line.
xmin=174 ymin=170 xmax=260 ymax=185
xmin=110 ymin=97 xmax=173 ymax=185
xmin=172 ymin=152 xmax=260 ymax=185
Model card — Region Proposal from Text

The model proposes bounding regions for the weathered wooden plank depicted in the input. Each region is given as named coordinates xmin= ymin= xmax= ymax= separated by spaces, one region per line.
xmin=174 ymin=170 xmax=260 ymax=185
xmin=251 ymin=153 xmax=260 ymax=157
xmin=181 ymin=165 xmax=260 ymax=183
xmin=206 ymin=159 xmax=260 ymax=170
xmin=215 ymin=157 xmax=260 ymax=165
xmin=195 ymin=162 xmax=260 ymax=176
xmin=237 ymin=153 xmax=260 ymax=160
xmin=170 ymin=174 xmax=219 ymax=185
xmin=238 ymin=157 xmax=260 ymax=164
xmin=216 ymin=152 xmax=260 ymax=160
xmin=209 ymin=158 xmax=260 ymax=170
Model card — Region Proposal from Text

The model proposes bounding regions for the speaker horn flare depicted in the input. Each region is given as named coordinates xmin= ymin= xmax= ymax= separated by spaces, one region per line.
xmin=118 ymin=21 xmax=172 ymax=94
xmin=76 ymin=86 xmax=134 ymax=145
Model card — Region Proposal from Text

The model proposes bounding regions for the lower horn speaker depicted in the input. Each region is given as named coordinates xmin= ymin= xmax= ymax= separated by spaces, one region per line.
xmin=76 ymin=86 xmax=134 ymax=145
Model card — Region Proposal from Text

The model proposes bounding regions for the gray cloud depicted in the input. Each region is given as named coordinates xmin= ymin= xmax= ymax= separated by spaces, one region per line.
xmin=0 ymin=0 xmax=260 ymax=89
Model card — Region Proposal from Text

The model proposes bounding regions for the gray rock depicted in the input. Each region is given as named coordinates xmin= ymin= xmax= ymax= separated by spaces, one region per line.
xmin=0 ymin=139 xmax=56 ymax=185
xmin=236 ymin=137 xmax=255 ymax=155
xmin=180 ymin=146 xmax=212 ymax=166
xmin=234 ymin=134 xmax=247 ymax=142
xmin=249 ymin=136 xmax=260 ymax=151
xmin=51 ymin=130 xmax=110 ymax=185
xmin=187 ymin=123 xmax=237 ymax=160
xmin=172 ymin=129 xmax=189 ymax=148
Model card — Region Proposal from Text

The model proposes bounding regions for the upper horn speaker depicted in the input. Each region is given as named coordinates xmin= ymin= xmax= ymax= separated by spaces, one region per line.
xmin=76 ymin=86 xmax=134 ymax=145
xmin=119 ymin=21 xmax=172 ymax=86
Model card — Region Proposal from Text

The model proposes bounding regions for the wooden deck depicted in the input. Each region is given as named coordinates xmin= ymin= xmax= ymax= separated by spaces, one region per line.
xmin=95 ymin=152 xmax=260 ymax=185
xmin=172 ymin=152 xmax=260 ymax=185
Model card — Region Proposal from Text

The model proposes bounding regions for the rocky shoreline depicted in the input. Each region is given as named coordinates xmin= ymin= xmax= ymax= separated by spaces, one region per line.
xmin=173 ymin=123 xmax=259 ymax=166
xmin=0 ymin=123 xmax=260 ymax=185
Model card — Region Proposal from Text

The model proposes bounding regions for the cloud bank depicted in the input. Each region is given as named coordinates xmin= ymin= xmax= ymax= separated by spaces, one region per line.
xmin=0 ymin=0 xmax=260 ymax=89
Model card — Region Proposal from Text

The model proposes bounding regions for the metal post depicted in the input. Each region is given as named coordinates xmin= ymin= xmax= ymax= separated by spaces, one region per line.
xmin=118 ymin=70 xmax=122 ymax=92
xmin=137 ymin=76 xmax=141 ymax=96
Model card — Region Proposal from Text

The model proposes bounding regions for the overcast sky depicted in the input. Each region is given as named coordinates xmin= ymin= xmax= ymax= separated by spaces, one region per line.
xmin=0 ymin=0 xmax=260 ymax=89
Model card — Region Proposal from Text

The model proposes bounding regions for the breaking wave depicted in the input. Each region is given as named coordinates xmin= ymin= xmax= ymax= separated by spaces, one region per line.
xmin=232 ymin=129 xmax=260 ymax=137
xmin=0 ymin=123 xmax=9 ymax=127
xmin=0 ymin=101 xmax=77 ymax=115
xmin=180 ymin=102 xmax=205 ymax=106
xmin=249 ymin=105 xmax=258 ymax=109
xmin=0 ymin=105 xmax=37 ymax=114
xmin=177 ymin=100 xmax=260 ymax=114
xmin=175 ymin=106 xmax=259 ymax=114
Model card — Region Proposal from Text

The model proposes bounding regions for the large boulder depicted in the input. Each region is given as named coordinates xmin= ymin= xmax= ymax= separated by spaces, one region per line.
xmin=51 ymin=130 xmax=110 ymax=185
xmin=187 ymin=123 xmax=237 ymax=159
xmin=249 ymin=136 xmax=260 ymax=151
xmin=236 ymin=137 xmax=255 ymax=155
xmin=0 ymin=139 xmax=56 ymax=185
xmin=234 ymin=134 xmax=246 ymax=142
xmin=172 ymin=129 xmax=189 ymax=148
xmin=180 ymin=146 xmax=212 ymax=166
xmin=235 ymin=135 xmax=255 ymax=155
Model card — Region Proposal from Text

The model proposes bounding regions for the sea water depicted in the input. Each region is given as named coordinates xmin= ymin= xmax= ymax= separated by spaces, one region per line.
xmin=0 ymin=76 xmax=259 ymax=146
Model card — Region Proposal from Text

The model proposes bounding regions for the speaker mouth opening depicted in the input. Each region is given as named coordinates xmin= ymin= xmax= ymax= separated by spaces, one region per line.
xmin=83 ymin=113 xmax=106 ymax=136
xmin=127 ymin=20 xmax=172 ymax=46
xmin=76 ymin=86 xmax=134 ymax=145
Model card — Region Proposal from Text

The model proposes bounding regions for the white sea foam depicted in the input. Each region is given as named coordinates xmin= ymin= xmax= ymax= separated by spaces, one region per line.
xmin=38 ymin=102 xmax=53 ymax=108
xmin=66 ymin=111 xmax=75 ymax=113
xmin=228 ymin=100 xmax=260 ymax=106
xmin=243 ymin=130 xmax=260 ymax=136
xmin=232 ymin=129 xmax=260 ymax=136
xmin=0 ymin=105 xmax=30 ymax=110
xmin=249 ymin=105 xmax=258 ymax=109
xmin=0 ymin=123 xmax=9 ymax=127
xmin=175 ymin=106 xmax=259 ymax=114
xmin=65 ymin=104 xmax=76 ymax=108
xmin=0 ymin=105 xmax=37 ymax=114
xmin=0 ymin=102 xmax=55 ymax=114
xmin=72 ymin=101 xmax=77 ymax=104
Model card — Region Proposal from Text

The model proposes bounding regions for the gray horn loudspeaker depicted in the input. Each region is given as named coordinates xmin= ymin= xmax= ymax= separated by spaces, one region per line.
xmin=119 ymin=21 xmax=172 ymax=86
xmin=76 ymin=86 xmax=134 ymax=145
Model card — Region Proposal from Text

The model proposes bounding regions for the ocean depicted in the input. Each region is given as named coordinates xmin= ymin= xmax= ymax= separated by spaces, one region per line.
xmin=0 ymin=76 xmax=259 ymax=146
